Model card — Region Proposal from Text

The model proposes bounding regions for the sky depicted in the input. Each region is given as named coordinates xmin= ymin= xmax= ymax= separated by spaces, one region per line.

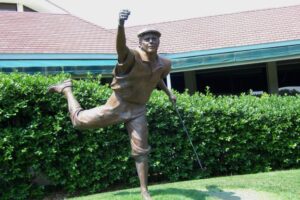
xmin=50 ymin=0 xmax=300 ymax=29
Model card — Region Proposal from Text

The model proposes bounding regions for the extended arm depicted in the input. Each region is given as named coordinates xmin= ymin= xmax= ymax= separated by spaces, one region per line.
xmin=117 ymin=10 xmax=130 ymax=63
xmin=158 ymin=79 xmax=177 ymax=103
xmin=115 ymin=10 xmax=135 ymax=75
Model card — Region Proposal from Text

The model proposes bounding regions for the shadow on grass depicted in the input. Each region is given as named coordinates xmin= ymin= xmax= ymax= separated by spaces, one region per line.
xmin=114 ymin=185 xmax=241 ymax=200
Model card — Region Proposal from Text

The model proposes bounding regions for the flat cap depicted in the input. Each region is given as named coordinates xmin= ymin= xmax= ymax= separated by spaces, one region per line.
xmin=137 ymin=27 xmax=161 ymax=38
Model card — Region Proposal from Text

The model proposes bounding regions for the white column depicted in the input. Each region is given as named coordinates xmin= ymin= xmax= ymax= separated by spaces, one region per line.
xmin=17 ymin=3 xmax=24 ymax=12
xmin=166 ymin=74 xmax=172 ymax=90
xmin=266 ymin=62 xmax=279 ymax=94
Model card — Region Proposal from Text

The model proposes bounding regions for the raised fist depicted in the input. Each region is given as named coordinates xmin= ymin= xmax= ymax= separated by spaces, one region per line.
xmin=119 ymin=9 xmax=130 ymax=26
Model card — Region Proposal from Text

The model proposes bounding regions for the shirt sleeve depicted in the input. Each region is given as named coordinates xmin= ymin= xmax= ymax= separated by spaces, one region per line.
xmin=115 ymin=49 xmax=135 ymax=76
xmin=161 ymin=59 xmax=172 ymax=79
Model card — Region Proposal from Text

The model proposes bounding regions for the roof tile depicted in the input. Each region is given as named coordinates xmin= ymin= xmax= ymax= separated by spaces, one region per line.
xmin=1 ymin=5 xmax=300 ymax=54
xmin=120 ymin=5 xmax=300 ymax=53
xmin=0 ymin=12 xmax=123 ymax=53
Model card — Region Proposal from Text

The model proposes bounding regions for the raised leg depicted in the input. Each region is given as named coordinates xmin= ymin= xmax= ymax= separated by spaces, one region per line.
xmin=48 ymin=79 xmax=83 ymax=126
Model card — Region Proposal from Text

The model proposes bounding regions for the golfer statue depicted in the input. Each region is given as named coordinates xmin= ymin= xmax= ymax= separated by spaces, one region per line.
xmin=48 ymin=10 xmax=176 ymax=200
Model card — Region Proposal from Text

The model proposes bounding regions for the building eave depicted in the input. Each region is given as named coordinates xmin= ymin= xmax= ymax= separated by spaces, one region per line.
xmin=166 ymin=39 xmax=300 ymax=72
xmin=0 ymin=53 xmax=117 ymax=60
xmin=1 ymin=39 xmax=300 ymax=74
xmin=0 ymin=54 xmax=117 ymax=74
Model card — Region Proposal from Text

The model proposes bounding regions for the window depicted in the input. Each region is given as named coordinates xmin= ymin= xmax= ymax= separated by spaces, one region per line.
xmin=195 ymin=64 xmax=267 ymax=95
xmin=0 ymin=3 xmax=17 ymax=11
xmin=278 ymin=59 xmax=300 ymax=87
xmin=170 ymin=72 xmax=185 ymax=93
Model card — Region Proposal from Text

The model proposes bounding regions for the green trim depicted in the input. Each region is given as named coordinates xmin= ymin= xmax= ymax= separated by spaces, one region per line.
xmin=0 ymin=60 xmax=116 ymax=75
xmin=1 ymin=40 xmax=300 ymax=74
xmin=170 ymin=43 xmax=300 ymax=72
xmin=0 ymin=59 xmax=116 ymax=67
xmin=165 ymin=39 xmax=300 ymax=59
xmin=0 ymin=54 xmax=117 ymax=60
xmin=0 ymin=65 xmax=114 ymax=75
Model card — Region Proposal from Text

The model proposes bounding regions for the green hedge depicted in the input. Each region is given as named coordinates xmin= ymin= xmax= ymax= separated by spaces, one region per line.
xmin=0 ymin=73 xmax=300 ymax=199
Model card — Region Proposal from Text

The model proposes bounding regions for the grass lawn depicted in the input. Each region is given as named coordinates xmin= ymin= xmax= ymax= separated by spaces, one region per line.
xmin=69 ymin=169 xmax=300 ymax=200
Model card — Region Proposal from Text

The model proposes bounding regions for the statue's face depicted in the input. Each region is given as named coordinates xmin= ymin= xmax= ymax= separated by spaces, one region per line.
xmin=139 ymin=33 xmax=160 ymax=54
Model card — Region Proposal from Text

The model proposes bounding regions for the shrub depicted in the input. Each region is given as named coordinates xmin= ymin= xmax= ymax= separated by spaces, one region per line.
xmin=0 ymin=73 xmax=299 ymax=199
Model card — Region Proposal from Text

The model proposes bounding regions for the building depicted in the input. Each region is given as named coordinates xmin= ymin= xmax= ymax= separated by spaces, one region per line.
xmin=1 ymin=1 xmax=300 ymax=94
xmin=0 ymin=0 xmax=67 ymax=13
xmin=0 ymin=0 xmax=119 ymax=83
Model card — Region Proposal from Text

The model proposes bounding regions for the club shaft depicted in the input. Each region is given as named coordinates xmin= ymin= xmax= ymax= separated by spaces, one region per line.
xmin=174 ymin=104 xmax=204 ymax=170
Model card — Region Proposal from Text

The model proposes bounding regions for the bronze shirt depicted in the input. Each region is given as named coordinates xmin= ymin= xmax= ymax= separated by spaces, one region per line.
xmin=110 ymin=48 xmax=171 ymax=105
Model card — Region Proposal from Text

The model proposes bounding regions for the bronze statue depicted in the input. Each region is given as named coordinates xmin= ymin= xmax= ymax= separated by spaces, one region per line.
xmin=48 ymin=9 xmax=176 ymax=200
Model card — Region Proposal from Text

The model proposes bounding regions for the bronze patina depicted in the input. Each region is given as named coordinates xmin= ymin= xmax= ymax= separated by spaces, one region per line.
xmin=48 ymin=10 xmax=176 ymax=200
